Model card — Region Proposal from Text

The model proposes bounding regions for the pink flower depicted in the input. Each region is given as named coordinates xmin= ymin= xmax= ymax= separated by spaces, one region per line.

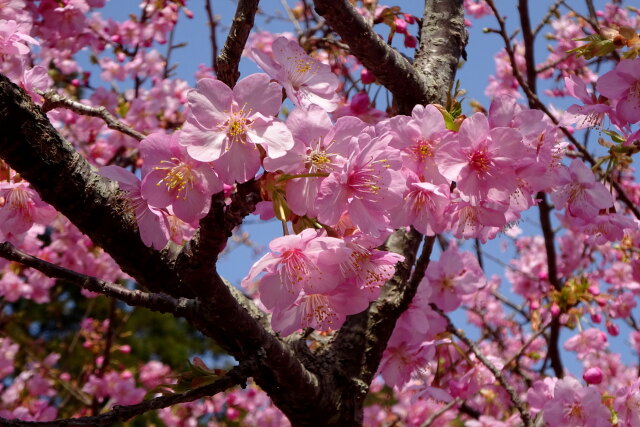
xmin=0 ymin=182 xmax=57 ymax=239
xmin=316 ymin=134 xmax=404 ymax=237
xmin=180 ymin=74 xmax=294 ymax=183
xmin=0 ymin=19 xmax=38 ymax=55
xmin=0 ymin=337 xmax=18 ymax=378
xmin=608 ymin=292 xmax=637 ymax=319
xmin=436 ymin=113 xmax=523 ymax=204
xmin=615 ymin=378 xmax=640 ymax=426
xmin=527 ymin=377 xmax=558 ymax=413
xmin=387 ymin=104 xmax=450 ymax=184
xmin=252 ymin=37 xmax=340 ymax=112
xmin=447 ymin=197 xmax=506 ymax=243
xmin=565 ymin=75 xmax=611 ymax=128
xmin=551 ymin=159 xmax=613 ymax=220
xmin=578 ymin=212 xmax=637 ymax=245
xmin=596 ymin=58 xmax=640 ymax=124
xmin=379 ymin=339 xmax=435 ymax=389
xmin=564 ymin=328 xmax=607 ymax=358
xmin=18 ymin=66 xmax=50 ymax=103
xmin=332 ymin=91 xmax=386 ymax=124
xmin=242 ymin=229 xmax=348 ymax=310
xmin=270 ymin=283 xmax=369 ymax=335
xmin=140 ymin=131 xmax=222 ymax=224
xmin=99 ymin=165 xmax=170 ymax=250
xmin=464 ymin=0 xmax=493 ymax=19
xmin=263 ymin=106 xmax=366 ymax=217
xmin=423 ymin=244 xmax=484 ymax=312
xmin=340 ymin=242 xmax=404 ymax=298
xmin=389 ymin=171 xmax=450 ymax=236
xmin=542 ymin=377 xmax=610 ymax=427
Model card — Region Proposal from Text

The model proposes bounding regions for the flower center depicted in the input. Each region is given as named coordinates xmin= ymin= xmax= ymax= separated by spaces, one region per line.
xmin=412 ymin=138 xmax=434 ymax=160
xmin=155 ymin=159 xmax=195 ymax=200
xmin=220 ymin=106 xmax=253 ymax=149
xmin=468 ymin=150 xmax=491 ymax=173
xmin=5 ymin=187 xmax=30 ymax=214
xmin=302 ymin=294 xmax=336 ymax=325
xmin=280 ymin=249 xmax=319 ymax=292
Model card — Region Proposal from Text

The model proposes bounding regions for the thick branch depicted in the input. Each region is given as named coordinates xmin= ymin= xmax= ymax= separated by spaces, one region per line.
xmin=318 ymin=1 xmax=467 ymax=421
xmin=325 ymin=230 xmax=427 ymax=405
xmin=313 ymin=0 xmax=434 ymax=111
xmin=0 ymin=364 xmax=249 ymax=426
xmin=413 ymin=0 xmax=468 ymax=109
xmin=0 ymin=73 xmax=188 ymax=298
xmin=0 ymin=242 xmax=195 ymax=318
xmin=216 ymin=0 xmax=260 ymax=87
xmin=178 ymin=271 xmax=324 ymax=425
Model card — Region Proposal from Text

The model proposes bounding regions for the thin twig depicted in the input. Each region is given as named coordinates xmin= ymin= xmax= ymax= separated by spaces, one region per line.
xmin=205 ymin=0 xmax=219 ymax=71
xmin=432 ymin=304 xmax=533 ymax=427
xmin=0 ymin=242 xmax=195 ymax=318
xmin=502 ymin=322 xmax=551 ymax=371
xmin=280 ymin=0 xmax=304 ymax=36
xmin=420 ymin=398 xmax=461 ymax=427
xmin=484 ymin=0 xmax=640 ymax=220
xmin=39 ymin=90 xmax=145 ymax=141
xmin=0 ymin=363 xmax=250 ymax=426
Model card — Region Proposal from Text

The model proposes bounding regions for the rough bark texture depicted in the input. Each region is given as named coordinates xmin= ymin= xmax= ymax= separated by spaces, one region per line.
xmin=414 ymin=0 xmax=468 ymax=107
xmin=0 ymin=73 xmax=183 ymax=297
xmin=313 ymin=0 xmax=433 ymax=112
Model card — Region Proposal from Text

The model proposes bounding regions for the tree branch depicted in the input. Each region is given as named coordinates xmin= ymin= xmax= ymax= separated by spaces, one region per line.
xmin=216 ymin=0 xmax=260 ymax=87
xmin=312 ymin=0 xmax=434 ymax=112
xmin=204 ymin=0 xmax=219 ymax=71
xmin=413 ymin=0 xmax=468 ymax=110
xmin=435 ymin=306 xmax=533 ymax=427
xmin=0 ymin=363 xmax=250 ymax=426
xmin=0 ymin=241 xmax=195 ymax=318
xmin=40 ymin=90 xmax=146 ymax=141
xmin=0 ymin=73 xmax=188 ymax=298
xmin=484 ymin=0 xmax=640 ymax=220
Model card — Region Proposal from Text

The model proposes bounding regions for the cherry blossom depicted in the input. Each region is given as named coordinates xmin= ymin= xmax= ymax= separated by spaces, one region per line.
xmin=251 ymin=36 xmax=340 ymax=112
xmin=180 ymin=74 xmax=294 ymax=183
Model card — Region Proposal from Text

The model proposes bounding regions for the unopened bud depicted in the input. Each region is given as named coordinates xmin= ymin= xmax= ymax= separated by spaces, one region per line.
xmin=583 ymin=367 xmax=603 ymax=385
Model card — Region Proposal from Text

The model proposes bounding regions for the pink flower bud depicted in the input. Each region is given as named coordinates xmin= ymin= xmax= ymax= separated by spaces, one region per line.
xmin=583 ymin=367 xmax=603 ymax=385
xmin=591 ymin=313 xmax=602 ymax=323
xmin=404 ymin=14 xmax=415 ymax=24
xmin=607 ymin=321 xmax=619 ymax=336
xmin=529 ymin=299 xmax=539 ymax=310
xmin=118 ymin=345 xmax=131 ymax=353
xmin=550 ymin=303 xmax=560 ymax=317
xmin=227 ymin=407 xmax=240 ymax=420
xmin=361 ymin=68 xmax=376 ymax=84
xmin=404 ymin=34 xmax=417 ymax=48
xmin=588 ymin=285 xmax=600 ymax=296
